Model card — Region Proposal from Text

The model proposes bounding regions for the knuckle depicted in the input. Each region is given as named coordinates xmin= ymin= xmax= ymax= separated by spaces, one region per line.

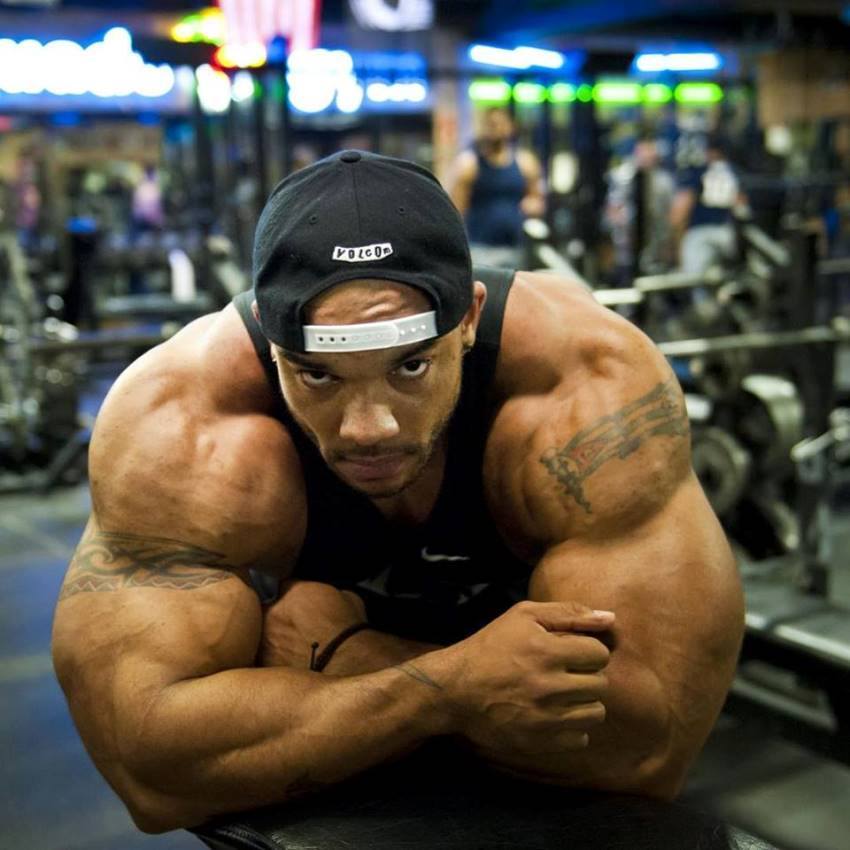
xmin=513 ymin=600 xmax=537 ymax=616
xmin=560 ymin=600 xmax=593 ymax=616
xmin=528 ymin=672 xmax=556 ymax=702
xmin=528 ymin=632 xmax=553 ymax=657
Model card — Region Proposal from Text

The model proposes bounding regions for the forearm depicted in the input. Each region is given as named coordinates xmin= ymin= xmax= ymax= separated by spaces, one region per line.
xmin=310 ymin=633 xmax=679 ymax=793
xmin=468 ymin=658 xmax=685 ymax=798
xmin=324 ymin=628 xmax=442 ymax=676
xmin=520 ymin=184 xmax=546 ymax=217
xmin=284 ymin=616 xmax=687 ymax=795
xmin=121 ymin=660 xmax=452 ymax=831
xmin=669 ymin=192 xmax=695 ymax=244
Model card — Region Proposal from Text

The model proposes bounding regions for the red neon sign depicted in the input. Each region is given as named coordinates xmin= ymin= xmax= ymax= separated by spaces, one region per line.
xmin=217 ymin=0 xmax=321 ymax=53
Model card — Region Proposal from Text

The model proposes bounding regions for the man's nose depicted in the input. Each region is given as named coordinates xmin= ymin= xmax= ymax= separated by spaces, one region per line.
xmin=339 ymin=398 xmax=400 ymax=445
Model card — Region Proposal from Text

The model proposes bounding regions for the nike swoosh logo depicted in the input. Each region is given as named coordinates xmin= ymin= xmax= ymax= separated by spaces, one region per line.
xmin=421 ymin=547 xmax=471 ymax=563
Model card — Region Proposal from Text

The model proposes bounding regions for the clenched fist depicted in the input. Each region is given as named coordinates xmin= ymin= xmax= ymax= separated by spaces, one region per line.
xmin=434 ymin=600 xmax=614 ymax=758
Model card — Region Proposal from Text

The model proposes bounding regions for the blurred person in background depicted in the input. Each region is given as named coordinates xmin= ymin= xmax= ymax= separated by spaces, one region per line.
xmin=450 ymin=107 xmax=545 ymax=268
xmin=131 ymin=165 xmax=165 ymax=236
xmin=605 ymin=133 xmax=675 ymax=286
xmin=670 ymin=133 xmax=746 ymax=277
xmin=13 ymin=151 xmax=42 ymax=251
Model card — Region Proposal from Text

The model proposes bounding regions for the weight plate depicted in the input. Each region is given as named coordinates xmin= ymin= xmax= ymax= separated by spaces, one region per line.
xmin=692 ymin=426 xmax=752 ymax=516
xmin=738 ymin=374 xmax=804 ymax=473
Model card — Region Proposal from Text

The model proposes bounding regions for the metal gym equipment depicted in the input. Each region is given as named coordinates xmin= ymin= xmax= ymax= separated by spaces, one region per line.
xmin=0 ymin=233 xmax=180 ymax=492
xmin=682 ymin=229 xmax=849 ymax=762
xmin=732 ymin=408 xmax=850 ymax=764
xmin=1 ymin=204 xmax=252 ymax=485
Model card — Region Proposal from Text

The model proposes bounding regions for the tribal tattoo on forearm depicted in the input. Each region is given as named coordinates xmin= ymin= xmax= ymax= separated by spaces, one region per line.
xmin=540 ymin=379 xmax=688 ymax=514
xmin=58 ymin=531 xmax=237 ymax=600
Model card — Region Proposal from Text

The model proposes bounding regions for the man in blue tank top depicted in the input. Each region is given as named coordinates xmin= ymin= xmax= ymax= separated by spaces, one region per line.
xmin=450 ymin=107 xmax=545 ymax=268
xmin=670 ymin=134 xmax=746 ymax=276
xmin=53 ymin=150 xmax=743 ymax=833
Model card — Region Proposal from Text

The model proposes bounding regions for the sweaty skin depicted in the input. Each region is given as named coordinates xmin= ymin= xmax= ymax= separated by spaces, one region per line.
xmin=51 ymin=270 xmax=743 ymax=832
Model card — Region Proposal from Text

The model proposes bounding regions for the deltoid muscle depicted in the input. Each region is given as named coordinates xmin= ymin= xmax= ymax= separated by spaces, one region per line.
xmin=540 ymin=380 xmax=689 ymax=514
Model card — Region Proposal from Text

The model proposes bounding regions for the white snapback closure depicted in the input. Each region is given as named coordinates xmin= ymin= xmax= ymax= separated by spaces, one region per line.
xmin=303 ymin=311 xmax=438 ymax=352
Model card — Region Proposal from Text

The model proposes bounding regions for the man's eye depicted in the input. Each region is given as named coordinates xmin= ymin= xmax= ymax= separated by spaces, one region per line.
xmin=300 ymin=370 xmax=335 ymax=388
xmin=396 ymin=359 xmax=431 ymax=378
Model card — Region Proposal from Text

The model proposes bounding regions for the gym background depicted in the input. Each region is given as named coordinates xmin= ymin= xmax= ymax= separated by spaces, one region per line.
xmin=2 ymin=1 xmax=850 ymax=848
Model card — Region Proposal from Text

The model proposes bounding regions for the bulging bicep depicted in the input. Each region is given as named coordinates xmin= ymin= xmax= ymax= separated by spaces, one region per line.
xmin=53 ymin=516 xmax=263 ymax=689
xmin=52 ymin=517 xmax=263 ymax=771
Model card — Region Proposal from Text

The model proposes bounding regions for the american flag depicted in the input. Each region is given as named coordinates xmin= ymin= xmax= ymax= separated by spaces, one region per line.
xmin=217 ymin=0 xmax=321 ymax=53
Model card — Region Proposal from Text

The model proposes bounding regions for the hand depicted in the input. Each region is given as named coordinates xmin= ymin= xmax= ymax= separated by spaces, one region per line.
xmin=259 ymin=580 xmax=366 ymax=671
xmin=437 ymin=600 xmax=613 ymax=758
xmin=520 ymin=195 xmax=546 ymax=217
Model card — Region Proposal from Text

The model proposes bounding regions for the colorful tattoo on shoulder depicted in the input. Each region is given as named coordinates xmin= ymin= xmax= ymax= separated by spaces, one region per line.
xmin=58 ymin=531 xmax=238 ymax=600
xmin=540 ymin=379 xmax=688 ymax=514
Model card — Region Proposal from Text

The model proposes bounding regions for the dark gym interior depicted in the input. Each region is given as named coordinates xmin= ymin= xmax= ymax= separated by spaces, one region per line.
xmin=3 ymin=1 xmax=850 ymax=849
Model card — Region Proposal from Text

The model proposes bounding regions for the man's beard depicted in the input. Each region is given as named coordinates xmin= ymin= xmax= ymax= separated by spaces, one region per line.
xmin=342 ymin=408 xmax=453 ymax=500
xmin=286 ymin=372 xmax=463 ymax=500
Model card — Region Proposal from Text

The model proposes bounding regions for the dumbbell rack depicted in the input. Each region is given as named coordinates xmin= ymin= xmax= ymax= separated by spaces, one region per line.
xmin=725 ymin=227 xmax=850 ymax=762
xmin=629 ymin=223 xmax=850 ymax=762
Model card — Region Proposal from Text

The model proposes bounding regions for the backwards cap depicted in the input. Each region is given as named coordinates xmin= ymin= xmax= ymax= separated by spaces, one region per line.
xmin=253 ymin=149 xmax=472 ymax=353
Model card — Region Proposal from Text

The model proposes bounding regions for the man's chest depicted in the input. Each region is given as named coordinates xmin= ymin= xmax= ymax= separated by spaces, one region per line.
xmin=292 ymin=474 xmax=530 ymax=643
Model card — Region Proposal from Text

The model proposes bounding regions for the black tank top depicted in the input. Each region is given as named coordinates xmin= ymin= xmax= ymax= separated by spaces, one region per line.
xmin=233 ymin=267 xmax=530 ymax=644
xmin=466 ymin=148 xmax=527 ymax=247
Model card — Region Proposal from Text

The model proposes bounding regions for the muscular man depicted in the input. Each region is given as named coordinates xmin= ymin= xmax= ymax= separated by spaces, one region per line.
xmin=52 ymin=150 xmax=744 ymax=834
xmin=450 ymin=107 xmax=545 ymax=267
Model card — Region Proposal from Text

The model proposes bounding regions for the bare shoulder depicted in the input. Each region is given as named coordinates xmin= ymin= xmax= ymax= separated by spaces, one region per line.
xmin=454 ymin=149 xmax=479 ymax=179
xmin=486 ymin=271 xmax=690 ymax=556
xmin=493 ymin=269 xmax=626 ymax=395
xmin=515 ymin=148 xmax=542 ymax=175
xmin=88 ymin=306 xmax=305 ymax=573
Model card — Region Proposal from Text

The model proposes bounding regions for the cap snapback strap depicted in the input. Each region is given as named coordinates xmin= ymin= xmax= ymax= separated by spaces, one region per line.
xmin=303 ymin=311 xmax=438 ymax=353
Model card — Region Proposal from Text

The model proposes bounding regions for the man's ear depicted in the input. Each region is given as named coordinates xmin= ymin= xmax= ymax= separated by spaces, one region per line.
xmin=460 ymin=281 xmax=487 ymax=350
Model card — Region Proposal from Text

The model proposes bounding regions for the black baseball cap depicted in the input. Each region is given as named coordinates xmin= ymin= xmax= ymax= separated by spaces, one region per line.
xmin=253 ymin=149 xmax=473 ymax=353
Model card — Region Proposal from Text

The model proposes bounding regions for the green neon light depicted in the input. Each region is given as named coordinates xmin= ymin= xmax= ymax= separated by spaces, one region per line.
xmin=576 ymin=83 xmax=593 ymax=102
xmin=513 ymin=82 xmax=546 ymax=104
xmin=200 ymin=18 xmax=225 ymax=44
xmin=643 ymin=83 xmax=673 ymax=104
xmin=172 ymin=9 xmax=226 ymax=45
xmin=468 ymin=79 xmax=511 ymax=104
xmin=548 ymin=82 xmax=576 ymax=103
xmin=172 ymin=17 xmax=198 ymax=42
xmin=675 ymin=82 xmax=724 ymax=104
xmin=593 ymin=81 xmax=642 ymax=104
